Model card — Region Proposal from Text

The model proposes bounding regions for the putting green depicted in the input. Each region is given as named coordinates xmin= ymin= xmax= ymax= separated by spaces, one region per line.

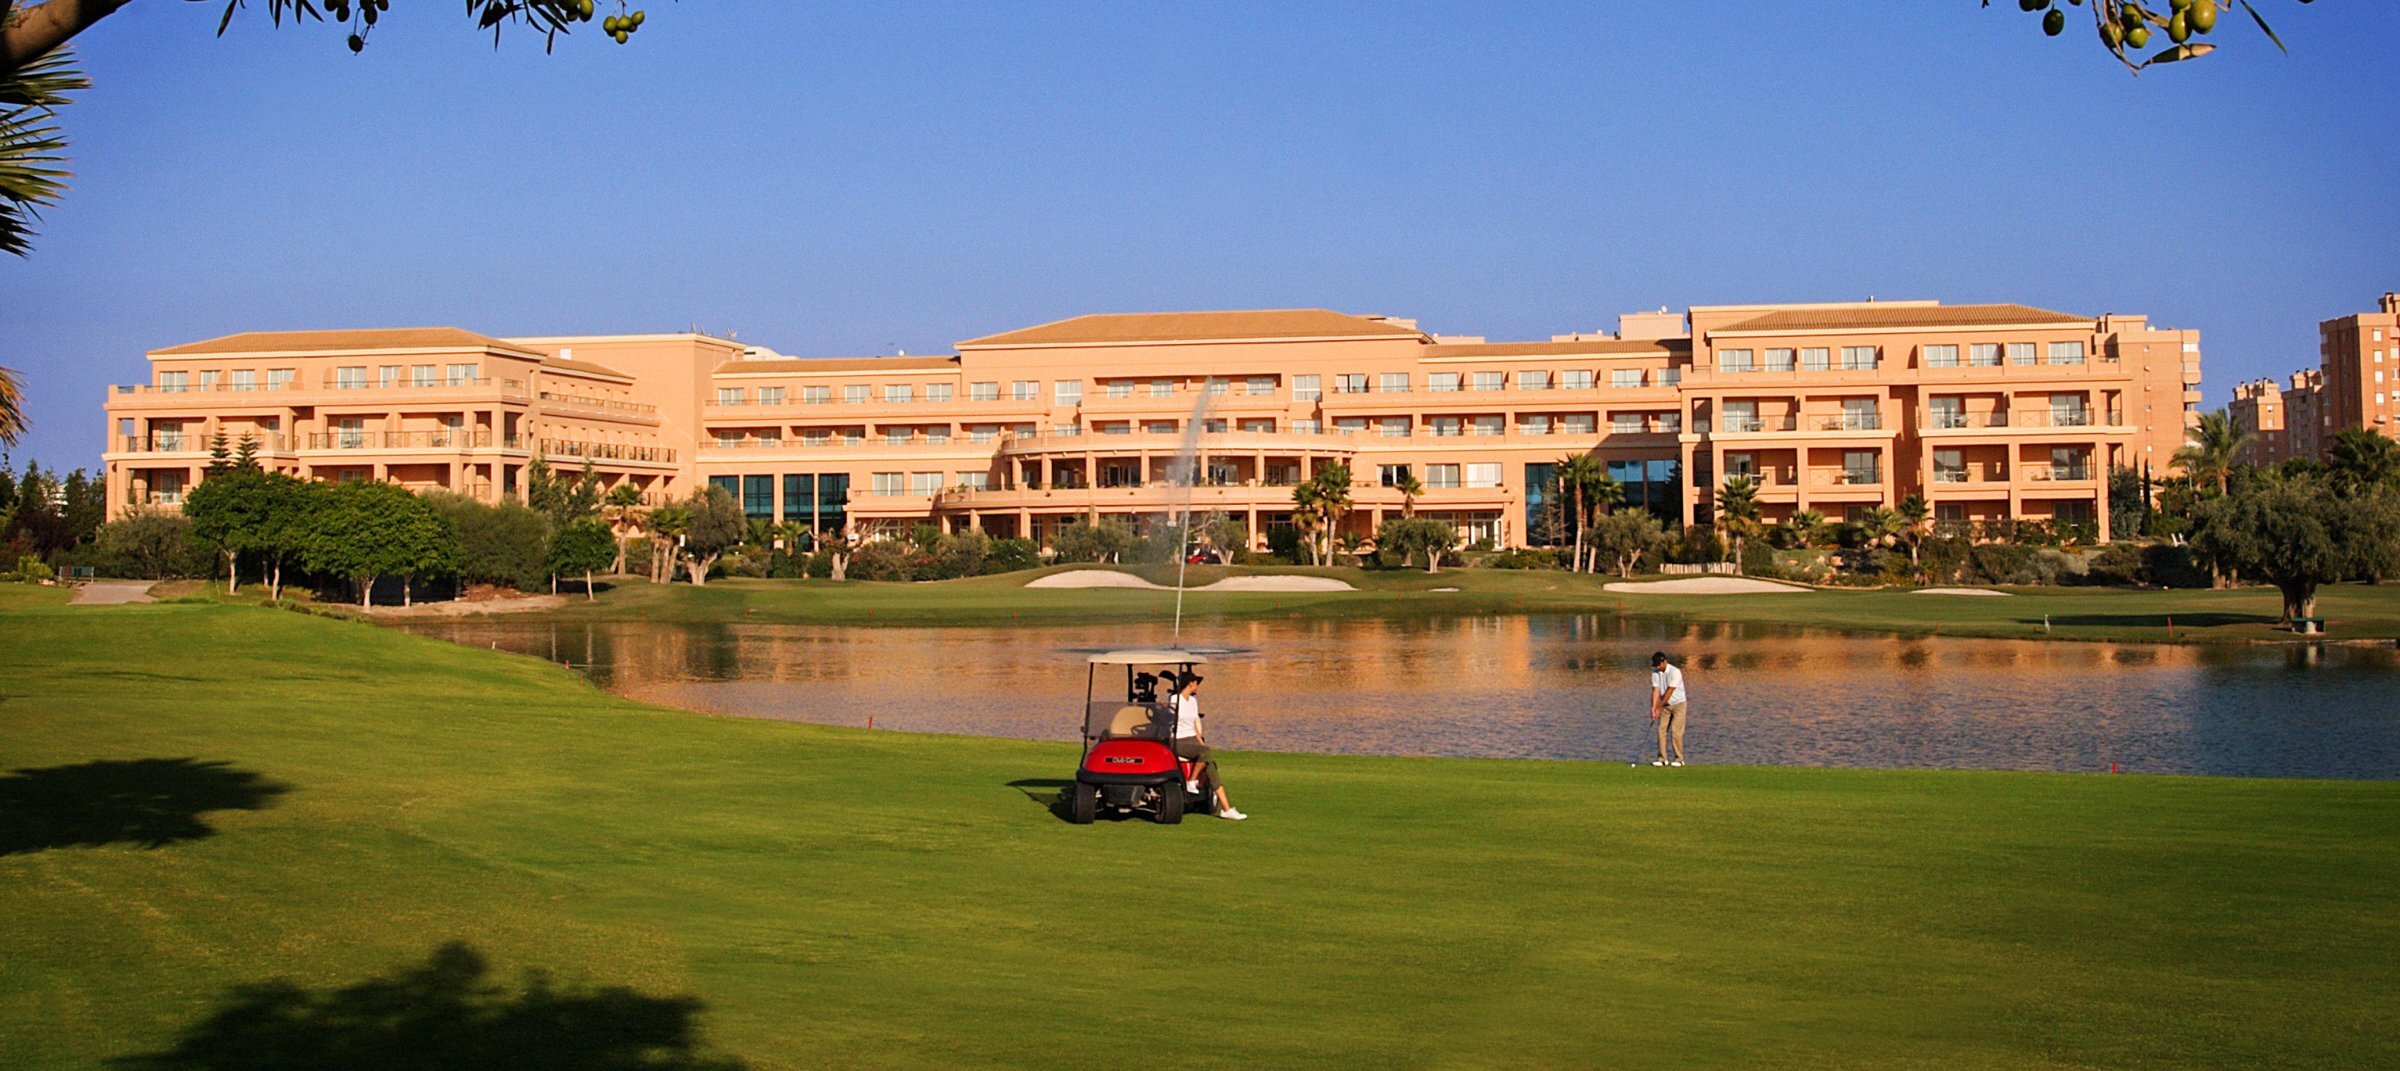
xmin=2 ymin=598 xmax=2395 ymax=1069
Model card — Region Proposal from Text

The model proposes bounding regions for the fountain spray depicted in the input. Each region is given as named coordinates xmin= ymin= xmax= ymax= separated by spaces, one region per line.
xmin=1169 ymin=384 xmax=1213 ymax=644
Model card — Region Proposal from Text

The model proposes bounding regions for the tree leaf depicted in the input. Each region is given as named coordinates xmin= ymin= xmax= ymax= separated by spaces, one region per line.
xmin=2238 ymin=0 xmax=2289 ymax=55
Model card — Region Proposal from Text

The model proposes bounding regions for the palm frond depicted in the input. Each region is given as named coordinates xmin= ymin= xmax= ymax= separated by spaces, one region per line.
xmin=0 ymin=49 xmax=88 ymax=258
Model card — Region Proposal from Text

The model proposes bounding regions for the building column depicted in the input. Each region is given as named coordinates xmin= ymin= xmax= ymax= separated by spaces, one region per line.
xmin=1678 ymin=439 xmax=1698 ymax=527
xmin=1246 ymin=507 xmax=1260 ymax=550
xmin=1018 ymin=507 xmax=1032 ymax=545
xmin=2094 ymin=444 xmax=2113 ymax=543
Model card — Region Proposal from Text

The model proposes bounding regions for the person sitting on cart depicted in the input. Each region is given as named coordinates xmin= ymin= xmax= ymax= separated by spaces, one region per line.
xmin=1170 ymin=672 xmax=1246 ymax=821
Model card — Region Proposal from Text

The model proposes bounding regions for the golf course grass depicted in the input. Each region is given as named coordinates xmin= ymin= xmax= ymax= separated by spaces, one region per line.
xmin=4 ymin=595 xmax=2396 ymax=1068
xmin=356 ymin=565 xmax=2400 ymax=645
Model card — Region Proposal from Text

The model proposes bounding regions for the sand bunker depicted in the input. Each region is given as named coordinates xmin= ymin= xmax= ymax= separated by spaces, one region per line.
xmin=1602 ymin=577 xmax=1811 ymax=595
xmin=1024 ymin=570 xmax=1355 ymax=592
xmin=1911 ymin=587 xmax=2011 ymax=597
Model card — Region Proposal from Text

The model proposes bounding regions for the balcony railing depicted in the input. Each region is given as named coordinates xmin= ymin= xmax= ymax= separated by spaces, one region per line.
xmin=1820 ymin=414 xmax=1884 ymax=432
xmin=118 ymin=381 xmax=303 ymax=395
xmin=305 ymin=430 xmax=509 ymax=450
xmin=541 ymin=391 xmax=656 ymax=416
xmin=538 ymin=438 xmax=676 ymax=463
xmin=118 ymin=434 xmax=292 ymax=453
xmin=2029 ymin=465 xmax=2095 ymax=482
xmin=1837 ymin=469 xmax=1882 ymax=485
xmin=330 ymin=376 xmax=519 ymax=391
xmin=1933 ymin=469 xmax=1971 ymax=484
xmin=1920 ymin=408 xmax=2126 ymax=429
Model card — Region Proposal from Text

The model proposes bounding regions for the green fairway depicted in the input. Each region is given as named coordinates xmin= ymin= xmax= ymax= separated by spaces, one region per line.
xmin=453 ymin=566 xmax=2400 ymax=644
xmin=4 ymin=599 xmax=2396 ymax=1069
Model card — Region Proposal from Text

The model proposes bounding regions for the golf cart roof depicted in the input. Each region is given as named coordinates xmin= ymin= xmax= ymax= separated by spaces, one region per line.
xmin=1086 ymin=649 xmax=1210 ymax=666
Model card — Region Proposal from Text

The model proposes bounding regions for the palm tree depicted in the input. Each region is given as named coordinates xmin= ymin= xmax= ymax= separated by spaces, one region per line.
xmin=1894 ymin=494 xmax=1930 ymax=568
xmin=1293 ymin=462 xmax=1353 ymax=565
xmin=1 ymin=51 xmax=86 ymax=261
xmin=1857 ymin=506 xmax=1904 ymax=550
xmin=1789 ymin=508 xmax=1827 ymax=550
xmin=2171 ymin=408 xmax=2253 ymax=498
xmin=0 ymin=364 xmax=23 ymax=447
xmin=1552 ymin=454 xmax=1603 ymax=571
xmin=1393 ymin=471 xmax=1425 ymax=518
xmin=2327 ymin=427 xmax=2400 ymax=494
xmin=1716 ymin=475 xmax=1762 ymax=574
xmin=601 ymin=483 xmax=644 ymax=574
xmin=647 ymin=505 xmax=690 ymax=584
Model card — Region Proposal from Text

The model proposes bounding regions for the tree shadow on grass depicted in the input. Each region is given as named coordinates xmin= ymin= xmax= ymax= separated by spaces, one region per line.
xmin=0 ymin=758 xmax=290 ymax=857
xmin=2026 ymin=612 xmax=2281 ymax=630
xmin=109 ymin=942 xmax=747 ymax=1071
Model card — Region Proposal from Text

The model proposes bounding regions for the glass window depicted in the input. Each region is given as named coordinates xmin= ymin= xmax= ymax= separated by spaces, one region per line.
xmin=759 ymin=388 xmax=786 ymax=406
xmin=1149 ymin=379 xmax=1173 ymax=398
xmin=1335 ymin=417 xmax=1368 ymax=434
xmin=1611 ymin=369 xmax=1643 ymax=389
xmin=1013 ymin=380 xmax=1038 ymax=401
xmin=927 ymin=383 xmax=953 ymax=402
xmin=1839 ymin=347 xmax=1878 ymax=371
xmin=924 ymin=426 xmax=950 ymax=444
xmin=1657 ymin=367 xmax=1682 ymax=385
xmin=2050 ymin=393 xmax=2090 ymax=426
xmin=1724 ymin=452 xmax=1756 ymax=478
xmin=1427 ymin=463 xmax=1462 ymax=489
xmin=844 ymin=384 xmax=870 ymax=404
xmin=1611 ymin=412 xmax=1643 ymax=433
xmin=228 ymin=369 xmax=257 ymax=391
xmin=1842 ymin=451 xmax=1880 ymax=484
xmin=1292 ymin=419 xmax=1321 ymax=434
xmin=1380 ymin=372 xmax=1411 ymax=393
xmin=1801 ymin=348 xmax=1830 ymax=372
xmin=971 ymin=381 xmax=999 ymax=402
xmin=884 ymin=426 xmax=910 ymax=445
xmin=1380 ymin=417 xmax=1411 ymax=438
xmin=1519 ymin=415 xmax=1551 ymax=436
xmin=1562 ymin=369 xmax=1594 ymax=390
xmin=871 ymin=472 xmax=903 ymax=496
xmin=1430 ymin=416 xmax=1462 ymax=437
xmin=802 ymin=386 xmax=830 ymax=404
xmin=1473 ymin=372 xmax=1505 ymax=392
xmin=1720 ymin=400 xmax=1757 ymax=432
xmin=1294 ymin=375 xmax=1322 ymax=402
xmin=1240 ymin=418 xmax=1274 ymax=433
xmin=2049 ymin=341 xmax=2086 ymax=365
xmin=447 ymin=363 xmax=478 ymax=385
xmin=1465 ymin=463 xmax=1501 ymax=488
xmin=886 ymin=384 xmax=914 ymax=404
xmin=741 ymin=475 xmax=774 ymax=519
xmin=1841 ymin=398 xmax=1880 ymax=430
xmin=2008 ymin=342 xmax=2038 ymax=366
xmin=970 ymin=425 xmax=998 ymax=444
xmin=333 ymin=367 xmax=366 ymax=389
xmin=1378 ymin=464 xmax=1412 ymax=487
xmin=1053 ymin=380 xmax=1081 ymax=405
xmin=268 ymin=368 xmax=297 ymax=389
xmin=1107 ymin=380 xmax=1134 ymax=398
xmin=957 ymin=471 xmax=990 ymax=491
xmin=1246 ymin=376 xmax=1276 ymax=395
xmin=911 ymin=472 xmax=942 ymax=496
xmin=717 ymin=388 xmax=746 ymax=406
xmin=1765 ymin=349 xmax=1796 ymax=372
xmin=1429 ymin=372 xmax=1463 ymax=393
xmin=1205 ymin=377 xmax=1229 ymax=396
xmin=1561 ymin=413 xmax=1596 ymax=435
xmin=1519 ymin=370 xmax=1551 ymax=391
xmin=1336 ymin=374 xmax=1368 ymax=394
xmin=1718 ymin=349 xmax=1755 ymax=373
xmin=1472 ymin=415 xmax=1504 ymax=436
xmin=1928 ymin=397 xmax=1964 ymax=428
xmin=1933 ymin=449 xmax=1966 ymax=482
xmin=1055 ymin=423 xmax=1082 ymax=437
xmin=376 ymin=365 xmax=399 ymax=388
xmin=1924 ymin=345 xmax=1959 ymax=368
xmin=1970 ymin=343 xmax=2001 ymax=367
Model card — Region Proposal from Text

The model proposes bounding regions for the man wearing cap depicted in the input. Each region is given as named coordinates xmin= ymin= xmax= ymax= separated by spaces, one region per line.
xmin=1649 ymin=651 xmax=1688 ymax=767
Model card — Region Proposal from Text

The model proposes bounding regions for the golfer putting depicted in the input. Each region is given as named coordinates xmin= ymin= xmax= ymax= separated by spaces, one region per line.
xmin=1649 ymin=651 xmax=1688 ymax=767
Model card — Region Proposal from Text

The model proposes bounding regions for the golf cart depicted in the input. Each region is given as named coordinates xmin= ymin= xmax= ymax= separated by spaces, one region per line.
xmin=1067 ymin=650 xmax=1212 ymax=824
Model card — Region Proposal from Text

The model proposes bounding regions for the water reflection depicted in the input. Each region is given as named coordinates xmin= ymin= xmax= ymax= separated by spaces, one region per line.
xmin=396 ymin=616 xmax=2400 ymax=780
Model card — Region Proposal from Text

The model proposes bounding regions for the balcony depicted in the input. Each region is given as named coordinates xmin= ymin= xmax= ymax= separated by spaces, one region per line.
xmin=2026 ymin=464 xmax=2096 ymax=483
xmin=115 ymin=434 xmax=293 ymax=454
xmin=538 ymin=438 xmax=677 ymax=464
xmin=305 ymin=430 xmax=512 ymax=450
xmin=1819 ymin=414 xmax=1883 ymax=432
xmin=1918 ymin=408 xmax=2127 ymax=433
xmin=539 ymin=391 xmax=657 ymax=417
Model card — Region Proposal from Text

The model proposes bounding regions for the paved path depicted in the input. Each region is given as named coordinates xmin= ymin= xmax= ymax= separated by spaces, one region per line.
xmin=69 ymin=581 xmax=157 ymax=605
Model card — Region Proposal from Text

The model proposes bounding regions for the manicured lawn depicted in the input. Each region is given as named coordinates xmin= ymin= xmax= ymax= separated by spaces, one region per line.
xmin=3 ymin=600 xmax=2395 ymax=1069
xmin=493 ymin=567 xmax=2400 ymax=644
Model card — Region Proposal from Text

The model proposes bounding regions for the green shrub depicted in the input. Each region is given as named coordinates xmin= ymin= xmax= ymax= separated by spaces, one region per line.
xmin=847 ymin=540 xmax=916 ymax=581
xmin=2087 ymin=542 xmax=2145 ymax=586
xmin=2141 ymin=543 xmax=2210 ymax=589
xmin=1479 ymin=547 xmax=1561 ymax=570
xmin=982 ymin=537 xmax=1043 ymax=574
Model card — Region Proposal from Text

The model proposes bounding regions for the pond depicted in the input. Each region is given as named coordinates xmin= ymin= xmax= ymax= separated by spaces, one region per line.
xmin=394 ymin=615 xmax=2400 ymax=780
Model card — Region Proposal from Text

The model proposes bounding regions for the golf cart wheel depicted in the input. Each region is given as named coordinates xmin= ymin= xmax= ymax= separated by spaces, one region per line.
xmin=1069 ymin=782 xmax=1097 ymax=825
xmin=1155 ymin=784 xmax=1185 ymax=825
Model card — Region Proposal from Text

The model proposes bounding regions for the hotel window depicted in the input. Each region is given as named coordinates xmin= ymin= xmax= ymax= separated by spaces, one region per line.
xmin=1561 ymin=413 xmax=1597 ymax=435
xmin=1718 ymin=349 xmax=1755 ymax=373
xmin=1519 ymin=370 xmax=1551 ymax=391
xmin=884 ymin=427 xmax=910 ymax=445
xmin=151 ymin=421 xmax=186 ymax=450
xmin=927 ymin=383 xmax=953 ymax=402
xmin=1429 ymin=372 xmax=1463 ymax=393
xmin=887 ymin=384 xmax=915 ymax=404
xmin=846 ymin=385 xmax=871 ymax=404
xmin=1611 ymin=369 xmax=1643 ymax=389
xmin=1720 ymin=400 xmax=1757 ymax=432
xmin=1013 ymin=380 xmax=1038 ymax=401
xmin=1970 ymin=343 xmax=2001 ymax=367
xmin=971 ymin=381 xmax=999 ymax=401
xmin=970 ymin=425 xmax=998 ymax=444
xmin=1472 ymin=415 xmax=1504 ymax=437
xmin=1099 ymin=421 xmax=1132 ymax=435
xmin=1240 ymin=418 xmax=1275 ymax=433
xmin=1149 ymin=379 xmax=1173 ymax=398
xmin=1380 ymin=417 xmax=1411 ymax=438
xmin=1660 ymin=412 xmax=1682 ymax=433
xmin=872 ymin=472 xmax=904 ymax=496
xmin=1841 ymin=398 xmax=1880 ymax=430
xmin=1203 ymin=419 xmax=1228 ymax=433
xmin=1053 ymin=380 xmax=1081 ymax=405
xmin=1839 ymin=346 xmax=1879 ymax=371
xmin=1335 ymin=374 xmax=1369 ymax=394
xmin=1611 ymin=412 xmax=1644 ymax=434
xmin=911 ymin=472 xmax=942 ymax=496
xmin=760 ymin=388 xmax=786 ymax=406
xmin=845 ymin=428 xmax=867 ymax=445
xmin=1294 ymin=375 xmax=1322 ymax=401
xmin=228 ymin=369 xmax=257 ymax=391
xmin=1336 ymin=417 xmax=1368 ymax=434
xmin=1143 ymin=421 xmax=1175 ymax=435
xmin=2049 ymin=393 xmax=2089 ymax=426
xmin=1933 ymin=449 xmax=1966 ymax=483
xmin=410 ymin=364 xmax=436 ymax=386
xmin=1924 ymin=345 xmax=1960 ymax=368
xmin=1842 ymin=451 xmax=1880 ymax=485
xmin=1427 ymin=464 xmax=1462 ymax=489
xmin=1378 ymin=464 xmax=1413 ymax=487
xmin=1929 ymin=397 xmax=1964 ymax=429
xmin=1465 ymin=463 xmax=1501 ymax=488
xmin=1473 ymin=371 xmax=1506 ymax=392
xmin=1293 ymin=419 xmax=1322 ymax=434
xmin=1380 ymin=372 xmax=1412 ymax=393
xmin=804 ymin=386 xmax=831 ymax=404
xmin=1658 ymin=367 xmax=1682 ymax=385
xmin=1800 ymin=348 xmax=1830 ymax=372
xmin=925 ymin=426 xmax=951 ymax=444
xmin=447 ymin=363 xmax=477 ymax=385
xmin=1206 ymin=377 xmax=1230 ymax=396
xmin=268 ymin=368 xmax=297 ymax=390
xmin=957 ymin=471 xmax=990 ymax=491
xmin=1107 ymin=380 xmax=1134 ymax=399
xmin=1055 ymin=423 xmax=1082 ymax=437
xmin=1765 ymin=349 xmax=1796 ymax=372
xmin=1520 ymin=415 xmax=1551 ymax=436
xmin=717 ymin=388 xmax=746 ymax=406
xmin=1246 ymin=376 xmax=1276 ymax=396
xmin=1562 ymin=369 xmax=1594 ymax=390
xmin=2008 ymin=342 xmax=2037 ymax=366
xmin=2051 ymin=447 xmax=2091 ymax=480
xmin=2049 ymin=341 xmax=2086 ymax=365
xmin=1430 ymin=417 xmax=1462 ymax=438
xmin=1725 ymin=453 xmax=1756 ymax=478
xmin=333 ymin=366 xmax=366 ymax=389
xmin=334 ymin=417 xmax=365 ymax=449
xmin=377 ymin=365 xmax=400 ymax=388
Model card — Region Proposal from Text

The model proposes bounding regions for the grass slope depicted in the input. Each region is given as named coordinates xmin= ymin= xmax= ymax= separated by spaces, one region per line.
xmin=4 ymin=600 xmax=2396 ymax=1069
xmin=487 ymin=567 xmax=2400 ymax=644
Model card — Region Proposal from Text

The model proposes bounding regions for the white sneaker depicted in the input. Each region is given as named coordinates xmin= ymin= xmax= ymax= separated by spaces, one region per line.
xmin=1218 ymin=808 xmax=1248 ymax=821
xmin=1670 ymin=760 xmax=1685 ymax=767
xmin=1650 ymin=759 xmax=1666 ymax=767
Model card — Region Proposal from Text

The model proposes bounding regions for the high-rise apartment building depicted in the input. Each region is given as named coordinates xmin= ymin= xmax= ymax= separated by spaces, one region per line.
xmin=2233 ymin=294 xmax=2396 ymax=462
xmin=102 ymin=300 xmax=2202 ymax=547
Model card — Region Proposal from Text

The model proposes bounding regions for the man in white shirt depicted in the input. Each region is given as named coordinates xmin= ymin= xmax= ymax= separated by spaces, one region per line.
xmin=1649 ymin=651 xmax=1688 ymax=767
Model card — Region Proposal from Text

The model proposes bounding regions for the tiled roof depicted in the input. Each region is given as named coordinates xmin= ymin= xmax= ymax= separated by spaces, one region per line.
xmin=1422 ymin=338 xmax=1691 ymax=358
xmin=1715 ymin=304 xmax=2090 ymax=333
xmin=713 ymin=356 xmax=962 ymax=375
xmin=152 ymin=327 xmax=531 ymax=356
xmin=539 ymin=355 xmax=633 ymax=381
xmin=958 ymin=309 xmax=1426 ymax=347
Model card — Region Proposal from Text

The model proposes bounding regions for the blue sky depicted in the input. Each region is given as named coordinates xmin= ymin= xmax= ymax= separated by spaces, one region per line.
xmin=3 ymin=0 xmax=2394 ymax=468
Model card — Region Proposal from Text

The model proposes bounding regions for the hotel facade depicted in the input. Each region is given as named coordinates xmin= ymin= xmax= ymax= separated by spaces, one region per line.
xmin=103 ymin=300 xmax=2202 ymax=547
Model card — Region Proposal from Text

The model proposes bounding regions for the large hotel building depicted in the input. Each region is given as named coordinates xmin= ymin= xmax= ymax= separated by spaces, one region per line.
xmin=2232 ymin=293 xmax=2400 ymax=466
xmin=102 ymin=299 xmax=2202 ymax=547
